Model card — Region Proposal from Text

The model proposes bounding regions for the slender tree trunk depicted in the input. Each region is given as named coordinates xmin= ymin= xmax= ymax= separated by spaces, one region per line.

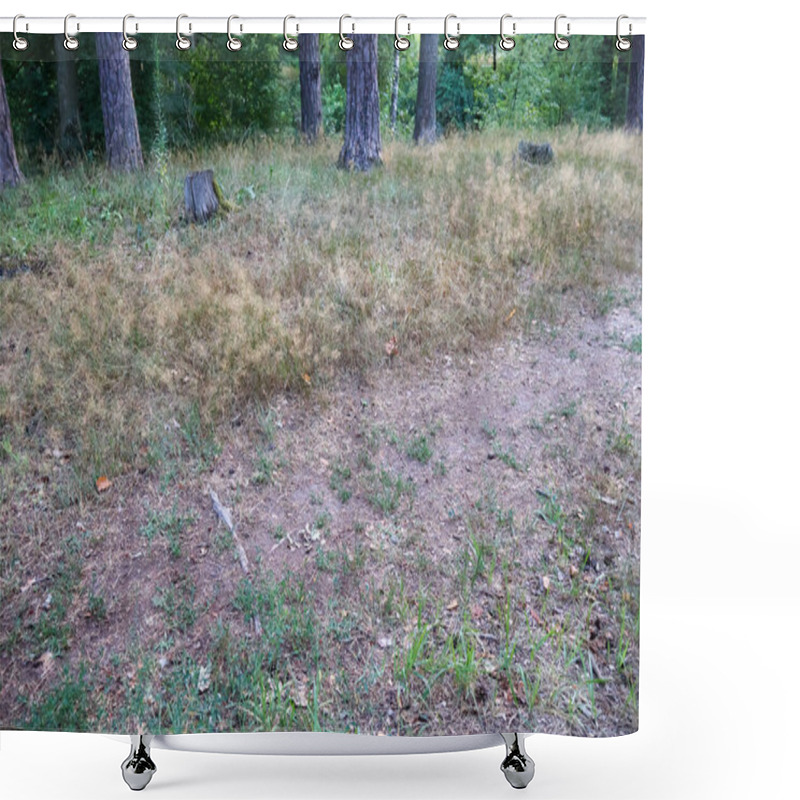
xmin=96 ymin=32 xmax=143 ymax=171
xmin=625 ymin=36 xmax=645 ymax=132
xmin=413 ymin=34 xmax=438 ymax=145
xmin=338 ymin=35 xmax=382 ymax=171
xmin=390 ymin=46 xmax=400 ymax=134
xmin=54 ymin=35 xmax=83 ymax=162
xmin=299 ymin=33 xmax=323 ymax=143
xmin=0 ymin=46 xmax=23 ymax=189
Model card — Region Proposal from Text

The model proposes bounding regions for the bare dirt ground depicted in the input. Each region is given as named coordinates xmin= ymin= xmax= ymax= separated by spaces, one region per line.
xmin=0 ymin=275 xmax=641 ymax=738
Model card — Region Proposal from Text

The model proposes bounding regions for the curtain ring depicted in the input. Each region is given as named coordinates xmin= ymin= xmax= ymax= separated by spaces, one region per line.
xmin=64 ymin=13 xmax=79 ymax=51
xmin=283 ymin=15 xmax=299 ymax=51
xmin=339 ymin=15 xmax=354 ymax=50
xmin=122 ymin=15 xmax=138 ymax=51
xmin=12 ymin=15 xmax=29 ymax=51
xmin=554 ymin=14 xmax=570 ymax=51
xmin=227 ymin=15 xmax=242 ymax=51
xmin=499 ymin=14 xmax=515 ymax=51
xmin=176 ymin=14 xmax=191 ymax=50
xmin=443 ymin=14 xmax=460 ymax=51
xmin=616 ymin=15 xmax=632 ymax=51
xmin=394 ymin=15 xmax=410 ymax=51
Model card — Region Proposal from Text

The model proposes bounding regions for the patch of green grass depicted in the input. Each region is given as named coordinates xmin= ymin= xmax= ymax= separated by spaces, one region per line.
xmin=329 ymin=461 xmax=353 ymax=503
xmin=252 ymin=451 xmax=283 ymax=485
xmin=180 ymin=402 xmax=221 ymax=470
xmin=17 ymin=663 xmax=91 ymax=731
xmin=366 ymin=469 xmax=415 ymax=515
xmin=152 ymin=578 xmax=200 ymax=633
xmin=406 ymin=432 xmax=433 ymax=464
xmin=139 ymin=505 xmax=195 ymax=558
xmin=626 ymin=333 xmax=642 ymax=354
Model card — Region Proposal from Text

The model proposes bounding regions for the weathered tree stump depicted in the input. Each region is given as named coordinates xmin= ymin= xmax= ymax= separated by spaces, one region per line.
xmin=184 ymin=169 xmax=230 ymax=223
xmin=517 ymin=141 xmax=554 ymax=166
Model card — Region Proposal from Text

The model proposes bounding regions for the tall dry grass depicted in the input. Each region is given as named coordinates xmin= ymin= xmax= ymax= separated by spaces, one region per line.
xmin=0 ymin=127 xmax=641 ymax=495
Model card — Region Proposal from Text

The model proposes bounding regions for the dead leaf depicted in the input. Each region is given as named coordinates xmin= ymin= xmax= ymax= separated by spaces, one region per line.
xmin=384 ymin=335 xmax=399 ymax=359
xmin=504 ymin=308 xmax=517 ymax=323
xmin=541 ymin=576 xmax=551 ymax=592
xmin=95 ymin=476 xmax=112 ymax=493
xmin=292 ymin=682 xmax=309 ymax=708
xmin=302 ymin=373 xmax=312 ymax=385
xmin=377 ymin=636 xmax=393 ymax=649
xmin=38 ymin=651 xmax=55 ymax=676
xmin=197 ymin=665 xmax=211 ymax=694
xmin=446 ymin=599 xmax=459 ymax=611
xmin=569 ymin=564 xmax=579 ymax=578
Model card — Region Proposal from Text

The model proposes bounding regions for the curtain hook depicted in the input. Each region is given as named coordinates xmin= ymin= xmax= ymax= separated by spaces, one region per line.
xmin=12 ymin=15 xmax=29 ymax=51
xmin=283 ymin=15 xmax=299 ymax=51
xmin=227 ymin=15 xmax=242 ymax=51
xmin=176 ymin=14 xmax=191 ymax=50
xmin=122 ymin=15 xmax=138 ymax=51
xmin=616 ymin=15 xmax=632 ymax=51
xmin=443 ymin=14 xmax=460 ymax=50
xmin=64 ymin=13 xmax=79 ymax=51
xmin=499 ymin=14 xmax=516 ymax=51
xmin=554 ymin=14 xmax=570 ymax=51
xmin=395 ymin=15 xmax=411 ymax=51
xmin=339 ymin=15 xmax=354 ymax=50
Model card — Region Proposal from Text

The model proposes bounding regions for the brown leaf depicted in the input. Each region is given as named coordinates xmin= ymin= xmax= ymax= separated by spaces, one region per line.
xmin=95 ymin=476 xmax=112 ymax=493
xmin=541 ymin=575 xmax=551 ymax=592
xmin=569 ymin=564 xmax=579 ymax=578
xmin=446 ymin=599 xmax=459 ymax=611
xmin=384 ymin=335 xmax=399 ymax=358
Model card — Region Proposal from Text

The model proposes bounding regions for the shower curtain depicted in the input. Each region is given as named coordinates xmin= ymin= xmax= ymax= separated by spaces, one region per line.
xmin=0 ymin=27 xmax=642 ymax=743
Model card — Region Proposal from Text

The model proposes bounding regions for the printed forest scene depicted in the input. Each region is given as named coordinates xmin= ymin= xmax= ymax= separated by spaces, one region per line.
xmin=0 ymin=32 xmax=643 ymax=737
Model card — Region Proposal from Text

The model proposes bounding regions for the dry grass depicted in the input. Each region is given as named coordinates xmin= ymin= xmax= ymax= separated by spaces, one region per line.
xmin=1 ymin=127 xmax=641 ymax=497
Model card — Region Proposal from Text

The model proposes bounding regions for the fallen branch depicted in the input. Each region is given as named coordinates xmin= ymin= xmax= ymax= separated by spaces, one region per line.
xmin=209 ymin=489 xmax=263 ymax=636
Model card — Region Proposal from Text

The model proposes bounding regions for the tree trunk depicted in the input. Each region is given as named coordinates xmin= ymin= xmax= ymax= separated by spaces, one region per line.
xmin=0 ymin=46 xmax=24 ymax=190
xmin=299 ymin=33 xmax=323 ymax=143
xmin=184 ymin=170 xmax=230 ymax=224
xmin=338 ymin=35 xmax=382 ymax=172
xmin=625 ymin=36 xmax=645 ymax=132
xmin=413 ymin=34 xmax=438 ymax=145
xmin=54 ymin=35 xmax=83 ymax=162
xmin=390 ymin=46 xmax=400 ymax=133
xmin=96 ymin=32 xmax=144 ymax=171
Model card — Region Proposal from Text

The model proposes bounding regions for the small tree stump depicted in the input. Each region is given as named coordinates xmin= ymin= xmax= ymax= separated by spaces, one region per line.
xmin=517 ymin=141 xmax=554 ymax=166
xmin=184 ymin=169 xmax=231 ymax=224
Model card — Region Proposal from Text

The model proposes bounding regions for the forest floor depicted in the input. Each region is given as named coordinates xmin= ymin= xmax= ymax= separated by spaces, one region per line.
xmin=0 ymin=129 xmax=641 ymax=738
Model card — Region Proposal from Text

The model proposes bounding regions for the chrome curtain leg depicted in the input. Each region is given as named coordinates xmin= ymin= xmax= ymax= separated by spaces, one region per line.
xmin=500 ymin=733 xmax=535 ymax=789
xmin=121 ymin=734 xmax=157 ymax=791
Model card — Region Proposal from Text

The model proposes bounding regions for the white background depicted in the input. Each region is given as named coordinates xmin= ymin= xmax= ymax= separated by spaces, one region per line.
xmin=3 ymin=1 xmax=799 ymax=797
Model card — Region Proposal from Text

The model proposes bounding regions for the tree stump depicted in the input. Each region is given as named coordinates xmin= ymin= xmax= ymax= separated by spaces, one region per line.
xmin=516 ymin=141 xmax=554 ymax=166
xmin=184 ymin=170 xmax=230 ymax=224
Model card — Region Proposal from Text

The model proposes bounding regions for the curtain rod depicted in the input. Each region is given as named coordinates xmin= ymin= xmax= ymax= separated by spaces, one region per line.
xmin=1 ymin=16 xmax=646 ymax=37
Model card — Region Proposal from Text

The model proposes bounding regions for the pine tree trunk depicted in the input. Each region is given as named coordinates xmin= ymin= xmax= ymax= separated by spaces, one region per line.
xmin=0 ymin=47 xmax=23 ymax=190
xmin=625 ymin=36 xmax=645 ymax=132
xmin=299 ymin=33 xmax=323 ymax=143
xmin=96 ymin=32 xmax=144 ymax=172
xmin=413 ymin=34 xmax=439 ymax=144
xmin=54 ymin=35 xmax=83 ymax=162
xmin=338 ymin=35 xmax=382 ymax=172
xmin=390 ymin=46 xmax=400 ymax=133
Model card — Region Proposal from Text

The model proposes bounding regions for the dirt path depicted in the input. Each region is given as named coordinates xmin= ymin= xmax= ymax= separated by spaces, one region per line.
xmin=1 ymin=277 xmax=641 ymax=737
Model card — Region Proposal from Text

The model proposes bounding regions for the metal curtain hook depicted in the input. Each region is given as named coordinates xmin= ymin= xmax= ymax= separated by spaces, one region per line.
xmin=554 ymin=14 xmax=570 ymax=51
xmin=283 ymin=15 xmax=299 ymax=51
xmin=176 ymin=14 xmax=191 ymax=50
xmin=122 ymin=15 xmax=138 ymax=51
xmin=395 ymin=14 xmax=411 ymax=51
xmin=499 ymin=14 xmax=515 ymax=51
xmin=227 ymin=15 xmax=242 ymax=51
xmin=616 ymin=15 xmax=632 ymax=51
xmin=443 ymin=14 xmax=460 ymax=50
xmin=339 ymin=15 xmax=354 ymax=50
xmin=64 ymin=14 xmax=79 ymax=51
xmin=12 ymin=15 xmax=29 ymax=51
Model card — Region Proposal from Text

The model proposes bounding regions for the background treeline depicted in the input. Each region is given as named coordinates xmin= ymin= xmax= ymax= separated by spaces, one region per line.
xmin=2 ymin=33 xmax=637 ymax=166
